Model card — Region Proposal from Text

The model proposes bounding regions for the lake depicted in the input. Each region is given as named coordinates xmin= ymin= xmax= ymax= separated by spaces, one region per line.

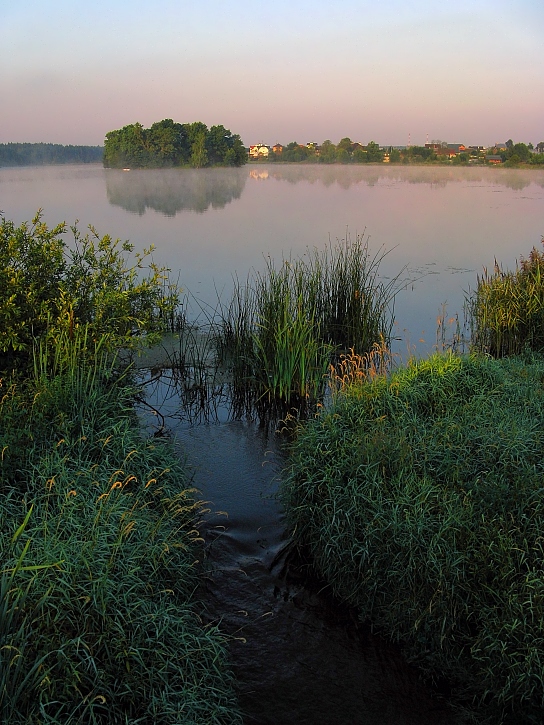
xmin=5 ymin=162 xmax=543 ymax=722
xmin=2 ymin=162 xmax=544 ymax=357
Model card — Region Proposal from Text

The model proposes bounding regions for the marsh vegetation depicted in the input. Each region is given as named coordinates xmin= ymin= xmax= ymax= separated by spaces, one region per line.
xmin=4 ymin=203 xmax=544 ymax=723
xmin=0 ymin=213 xmax=241 ymax=723
xmin=281 ymin=237 xmax=544 ymax=723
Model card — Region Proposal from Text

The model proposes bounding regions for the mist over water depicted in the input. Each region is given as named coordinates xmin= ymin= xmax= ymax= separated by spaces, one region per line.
xmin=2 ymin=163 xmax=544 ymax=356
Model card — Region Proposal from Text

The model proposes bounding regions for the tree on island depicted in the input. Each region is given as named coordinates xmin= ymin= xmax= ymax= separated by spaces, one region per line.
xmin=103 ymin=120 xmax=246 ymax=169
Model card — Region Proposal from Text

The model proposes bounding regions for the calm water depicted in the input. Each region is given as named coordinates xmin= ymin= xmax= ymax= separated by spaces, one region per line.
xmin=3 ymin=163 xmax=544 ymax=722
xmin=2 ymin=163 xmax=544 ymax=355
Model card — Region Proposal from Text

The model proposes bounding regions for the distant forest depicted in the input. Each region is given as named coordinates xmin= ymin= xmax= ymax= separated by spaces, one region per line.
xmin=0 ymin=143 xmax=103 ymax=167
xmin=103 ymin=119 xmax=247 ymax=169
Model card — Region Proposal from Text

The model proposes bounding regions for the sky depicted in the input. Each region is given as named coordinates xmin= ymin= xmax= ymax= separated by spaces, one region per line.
xmin=1 ymin=0 xmax=543 ymax=148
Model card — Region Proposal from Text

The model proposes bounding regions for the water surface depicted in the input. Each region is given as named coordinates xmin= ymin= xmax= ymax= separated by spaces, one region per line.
xmin=2 ymin=162 xmax=544 ymax=355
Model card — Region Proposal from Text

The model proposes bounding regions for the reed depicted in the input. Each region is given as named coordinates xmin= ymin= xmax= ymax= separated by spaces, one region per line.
xmin=282 ymin=352 xmax=544 ymax=723
xmin=469 ymin=239 xmax=544 ymax=357
xmin=218 ymin=232 xmax=399 ymax=408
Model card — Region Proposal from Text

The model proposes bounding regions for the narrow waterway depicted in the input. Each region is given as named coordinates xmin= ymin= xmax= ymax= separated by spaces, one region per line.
xmin=141 ymin=373 xmax=459 ymax=725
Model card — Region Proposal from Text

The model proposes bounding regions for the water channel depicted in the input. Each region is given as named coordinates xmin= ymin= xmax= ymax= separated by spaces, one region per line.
xmin=3 ymin=163 xmax=544 ymax=722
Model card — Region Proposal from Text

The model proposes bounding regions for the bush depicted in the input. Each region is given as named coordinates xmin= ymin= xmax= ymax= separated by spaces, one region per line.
xmin=0 ymin=212 xmax=179 ymax=373
xmin=282 ymin=353 xmax=544 ymax=723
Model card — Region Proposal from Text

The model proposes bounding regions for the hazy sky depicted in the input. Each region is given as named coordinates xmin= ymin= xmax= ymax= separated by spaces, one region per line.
xmin=1 ymin=0 xmax=542 ymax=147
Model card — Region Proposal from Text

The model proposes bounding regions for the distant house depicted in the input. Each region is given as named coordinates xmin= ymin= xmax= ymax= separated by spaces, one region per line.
xmin=435 ymin=147 xmax=459 ymax=159
xmin=272 ymin=143 xmax=283 ymax=154
xmin=485 ymin=154 xmax=503 ymax=165
xmin=249 ymin=144 xmax=270 ymax=159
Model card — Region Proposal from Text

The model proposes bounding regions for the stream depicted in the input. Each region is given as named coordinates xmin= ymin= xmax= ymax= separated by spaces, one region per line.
xmin=141 ymin=369 xmax=460 ymax=725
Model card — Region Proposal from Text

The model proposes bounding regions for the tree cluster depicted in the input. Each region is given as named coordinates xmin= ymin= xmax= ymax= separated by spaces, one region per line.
xmin=500 ymin=139 xmax=544 ymax=166
xmin=0 ymin=143 xmax=103 ymax=167
xmin=103 ymin=119 xmax=246 ymax=169
xmin=272 ymin=138 xmax=385 ymax=164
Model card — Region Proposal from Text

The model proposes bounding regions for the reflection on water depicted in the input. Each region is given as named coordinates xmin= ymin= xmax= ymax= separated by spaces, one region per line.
xmin=103 ymin=164 xmax=544 ymax=218
xmin=252 ymin=163 xmax=544 ymax=191
xmin=2 ymin=163 xmax=544 ymax=358
xmin=105 ymin=166 xmax=247 ymax=215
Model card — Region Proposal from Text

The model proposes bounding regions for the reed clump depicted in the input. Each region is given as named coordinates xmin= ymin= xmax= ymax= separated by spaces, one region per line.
xmin=219 ymin=232 xmax=399 ymax=408
xmin=469 ymin=238 xmax=544 ymax=357
xmin=282 ymin=352 xmax=544 ymax=723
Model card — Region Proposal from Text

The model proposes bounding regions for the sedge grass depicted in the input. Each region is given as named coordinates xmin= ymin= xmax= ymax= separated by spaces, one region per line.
xmin=469 ymin=239 xmax=544 ymax=357
xmin=282 ymin=352 xmax=544 ymax=723
xmin=0 ymin=332 xmax=242 ymax=724
xmin=218 ymin=232 xmax=400 ymax=409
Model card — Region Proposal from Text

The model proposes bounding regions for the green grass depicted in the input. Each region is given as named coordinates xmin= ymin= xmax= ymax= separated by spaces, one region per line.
xmin=469 ymin=239 xmax=544 ymax=357
xmin=282 ymin=352 xmax=544 ymax=723
xmin=0 ymin=333 xmax=242 ymax=724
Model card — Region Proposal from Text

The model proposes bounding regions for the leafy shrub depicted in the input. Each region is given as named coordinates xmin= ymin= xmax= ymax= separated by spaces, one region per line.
xmin=282 ymin=353 xmax=544 ymax=723
xmin=0 ymin=212 xmax=179 ymax=373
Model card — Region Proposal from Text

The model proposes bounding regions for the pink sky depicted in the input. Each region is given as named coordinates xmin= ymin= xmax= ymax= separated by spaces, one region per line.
xmin=1 ymin=0 xmax=543 ymax=148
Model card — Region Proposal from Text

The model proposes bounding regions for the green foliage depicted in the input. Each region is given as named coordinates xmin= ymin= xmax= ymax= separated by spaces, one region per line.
xmin=103 ymin=119 xmax=246 ymax=169
xmin=0 ymin=338 xmax=241 ymax=724
xmin=0 ymin=212 xmax=179 ymax=373
xmin=218 ymin=233 xmax=399 ymax=406
xmin=282 ymin=353 xmax=544 ymax=722
xmin=469 ymin=240 xmax=544 ymax=357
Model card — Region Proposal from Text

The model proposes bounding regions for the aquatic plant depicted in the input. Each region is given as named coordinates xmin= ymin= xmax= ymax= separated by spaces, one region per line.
xmin=218 ymin=233 xmax=400 ymax=408
xmin=282 ymin=353 xmax=544 ymax=723
xmin=469 ymin=239 xmax=544 ymax=357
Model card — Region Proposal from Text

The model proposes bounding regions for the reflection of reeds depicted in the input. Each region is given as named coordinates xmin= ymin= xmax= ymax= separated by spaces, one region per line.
xmin=469 ymin=240 xmax=544 ymax=357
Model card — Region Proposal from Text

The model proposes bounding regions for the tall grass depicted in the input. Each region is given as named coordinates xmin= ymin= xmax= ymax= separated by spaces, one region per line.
xmin=218 ymin=232 xmax=400 ymax=408
xmin=469 ymin=239 xmax=544 ymax=357
xmin=0 ymin=330 xmax=242 ymax=724
xmin=282 ymin=352 xmax=544 ymax=723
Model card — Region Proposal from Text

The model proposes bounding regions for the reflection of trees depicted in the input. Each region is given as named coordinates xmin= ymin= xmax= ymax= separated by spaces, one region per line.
xmin=105 ymin=167 xmax=247 ymax=216
xmin=256 ymin=163 xmax=544 ymax=191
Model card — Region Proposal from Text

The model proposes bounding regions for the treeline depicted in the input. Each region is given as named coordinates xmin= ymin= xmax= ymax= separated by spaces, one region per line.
xmin=273 ymin=139 xmax=385 ymax=164
xmin=0 ymin=143 xmax=103 ymax=167
xmin=266 ymin=138 xmax=544 ymax=165
xmin=103 ymin=119 xmax=247 ymax=169
xmin=499 ymin=139 xmax=544 ymax=165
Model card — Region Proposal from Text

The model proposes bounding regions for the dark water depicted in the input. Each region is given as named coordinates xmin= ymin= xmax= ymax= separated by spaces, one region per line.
xmin=142 ymin=375 xmax=458 ymax=724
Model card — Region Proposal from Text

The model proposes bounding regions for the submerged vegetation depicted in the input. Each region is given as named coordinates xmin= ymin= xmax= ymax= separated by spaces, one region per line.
xmin=0 ymin=214 xmax=241 ymax=723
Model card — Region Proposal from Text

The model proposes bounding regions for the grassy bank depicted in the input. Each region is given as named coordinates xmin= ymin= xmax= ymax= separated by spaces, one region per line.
xmin=0 ymin=214 xmax=242 ymax=723
xmin=281 ymin=352 xmax=544 ymax=722
xmin=0 ymin=355 xmax=242 ymax=723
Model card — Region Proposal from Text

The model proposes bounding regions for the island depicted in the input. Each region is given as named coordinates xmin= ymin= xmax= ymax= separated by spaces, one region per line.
xmin=103 ymin=119 xmax=247 ymax=169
